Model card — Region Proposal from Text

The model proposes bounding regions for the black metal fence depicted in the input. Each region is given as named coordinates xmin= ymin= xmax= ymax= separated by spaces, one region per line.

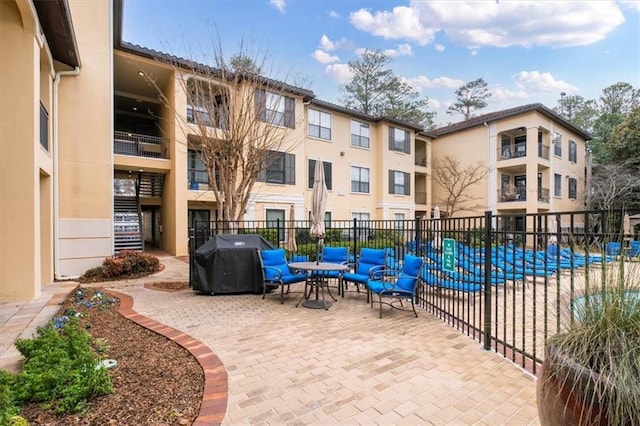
xmin=189 ymin=209 xmax=639 ymax=374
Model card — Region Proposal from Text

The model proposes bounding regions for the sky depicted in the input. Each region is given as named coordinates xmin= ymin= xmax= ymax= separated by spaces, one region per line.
xmin=122 ymin=0 xmax=640 ymax=126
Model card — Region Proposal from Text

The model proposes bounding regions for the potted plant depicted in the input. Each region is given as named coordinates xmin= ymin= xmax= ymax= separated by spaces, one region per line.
xmin=537 ymin=252 xmax=640 ymax=425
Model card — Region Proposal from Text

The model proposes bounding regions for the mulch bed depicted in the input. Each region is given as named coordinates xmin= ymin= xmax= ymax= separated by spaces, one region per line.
xmin=19 ymin=286 xmax=203 ymax=425
xmin=145 ymin=282 xmax=190 ymax=292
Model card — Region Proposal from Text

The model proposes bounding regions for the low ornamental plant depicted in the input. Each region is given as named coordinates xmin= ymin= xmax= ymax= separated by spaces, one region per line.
xmin=81 ymin=250 xmax=159 ymax=282
xmin=13 ymin=318 xmax=114 ymax=415
xmin=538 ymin=251 xmax=640 ymax=425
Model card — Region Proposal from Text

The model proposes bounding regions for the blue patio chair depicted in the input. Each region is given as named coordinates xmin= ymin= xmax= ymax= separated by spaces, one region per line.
xmin=629 ymin=241 xmax=640 ymax=259
xmin=315 ymin=246 xmax=349 ymax=295
xmin=366 ymin=254 xmax=424 ymax=318
xmin=259 ymin=248 xmax=307 ymax=304
xmin=341 ymin=248 xmax=386 ymax=301
xmin=606 ymin=242 xmax=621 ymax=257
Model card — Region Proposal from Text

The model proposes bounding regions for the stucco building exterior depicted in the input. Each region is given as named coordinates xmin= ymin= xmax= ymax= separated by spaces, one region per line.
xmin=0 ymin=0 xmax=589 ymax=302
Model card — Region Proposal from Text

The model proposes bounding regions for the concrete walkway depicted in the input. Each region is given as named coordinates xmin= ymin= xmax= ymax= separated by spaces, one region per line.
xmin=0 ymin=253 xmax=540 ymax=425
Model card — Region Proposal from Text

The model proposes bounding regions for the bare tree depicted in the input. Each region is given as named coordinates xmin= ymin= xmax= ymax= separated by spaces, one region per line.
xmin=586 ymin=161 xmax=640 ymax=211
xmin=431 ymin=155 xmax=490 ymax=216
xmin=144 ymin=45 xmax=305 ymax=226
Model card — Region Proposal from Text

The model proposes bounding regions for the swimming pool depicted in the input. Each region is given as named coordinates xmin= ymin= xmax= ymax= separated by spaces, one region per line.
xmin=572 ymin=290 xmax=640 ymax=320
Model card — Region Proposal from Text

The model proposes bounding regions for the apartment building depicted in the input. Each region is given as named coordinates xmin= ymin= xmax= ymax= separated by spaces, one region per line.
xmin=1 ymin=0 xmax=589 ymax=302
xmin=1 ymin=0 xmax=112 ymax=301
xmin=431 ymin=104 xmax=591 ymax=231
xmin=114 ymin=42 xmax=433 ymax=258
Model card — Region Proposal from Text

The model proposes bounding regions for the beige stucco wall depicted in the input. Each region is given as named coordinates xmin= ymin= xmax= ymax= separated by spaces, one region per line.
xmin=431 ymin=125 xmax=490 ymax=217
xmin=56 ymin=0 xmax=113 ymax=277
xmin=0 ymin=0 xmax=41 ymax=300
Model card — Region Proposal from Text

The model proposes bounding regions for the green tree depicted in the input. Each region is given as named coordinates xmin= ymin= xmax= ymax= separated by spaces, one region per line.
xmin=447 ymin=78 xmax=491 ymax=120
xmin=609 ymin=106 xmax=640 ymax=164
xmin=555 ymin=94 xmax=598 ymax=132
xmin=340 ymin=49 xmax=435 ymax=128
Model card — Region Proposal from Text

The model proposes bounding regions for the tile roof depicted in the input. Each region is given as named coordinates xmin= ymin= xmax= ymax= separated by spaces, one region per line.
xmin=433 ymin=103 xmax=592 ymax=140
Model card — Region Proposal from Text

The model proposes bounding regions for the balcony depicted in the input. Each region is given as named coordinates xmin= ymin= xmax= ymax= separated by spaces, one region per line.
xmin=114 ymin=131 xmax=168 ymax=159
xmin=498 ymin=186 xmax=527 ymax=202
xmin=415 ymin=191 xmax=427 ymax=204
xmin=414 ymin=156 xmax=427 ymax=167
xmin=538 ymin=144 xmax=550 ymax=160
xmin=538 ymin=187 xmax=550 ymax=202
xmin=498 ymin=142 xmax=526 ymax=160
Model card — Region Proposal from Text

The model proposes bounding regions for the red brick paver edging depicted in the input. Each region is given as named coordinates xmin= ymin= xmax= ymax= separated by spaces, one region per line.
xmin=107 ymin=290 xmax=228 ymax=425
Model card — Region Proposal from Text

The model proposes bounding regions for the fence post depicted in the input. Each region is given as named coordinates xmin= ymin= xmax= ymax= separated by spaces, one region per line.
xmin=415 ymin=217 xmax=422 ymax=257
xmin=353 ymin=217 xmax=358 ymax=258
xmin=483 ymin=210 xmax=493 ymax=351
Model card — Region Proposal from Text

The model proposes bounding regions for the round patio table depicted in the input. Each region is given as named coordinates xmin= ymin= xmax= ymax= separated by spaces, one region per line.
xmin=289 ymin=262 xmax=348 ymax=310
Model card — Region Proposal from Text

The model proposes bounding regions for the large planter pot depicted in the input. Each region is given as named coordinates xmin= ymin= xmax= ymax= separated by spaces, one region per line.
xmin=537 ymin=344 xmax=609 ymax=425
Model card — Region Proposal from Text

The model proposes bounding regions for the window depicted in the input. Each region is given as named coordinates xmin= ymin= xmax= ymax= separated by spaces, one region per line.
xmin=568 ymin=178 xmax=577 ymax=199
xmin=389 ymin=127 xmax=410 ymax=154
xmin=569 ymin=140 xmax=577 ymax=163
xmin=266 ymin=209 xmax=285 ymax=241
xmin=351 ymin=212 xmax=370 ymax=221
xmin=308 ymin=159 xmax=332 ymax=190
xmin=351 ymin=166 xmax=370 ymax=193
xmin=553 ymin=132 xmax=562 ymax=157
xmin=255 ymin=89 xmax=295 ymax=128
xmin=257 ymin=151 xmax=295 ymax=185
xmin=308 ymin=109 xmax=331 ymax=140
xmin=186 ymin=79 xmax=228 ymax=129
xmin=188 ymin=150 xmax=209 ymax=190
xmin=389 ymin=170 xmax=410 ymax=195
xmin=554 ymin=173 xmax=562 ymax=197
xmin=40 ymin=102 xmax=48 ymax=150
xmin=188 ymin=209 xmax=210 ymax=231
xmin=394 ymin=213 xmax=405 ymax=230
xmin=351 ymin=120 xmax=370 ymax=148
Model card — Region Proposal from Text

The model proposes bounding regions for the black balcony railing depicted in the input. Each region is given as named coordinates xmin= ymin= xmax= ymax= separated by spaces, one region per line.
xmin=114 ymin=131 xmax=168 ymax=159
xmin=498 ymin=186 xmax=527 ymax=202
xmin=538 ymin=144 xmax=550 ymax=160
xmin=498 ymin=142 xmax=527 ymax=160
xmin=538 ymin=187 xmax=550 ymax=202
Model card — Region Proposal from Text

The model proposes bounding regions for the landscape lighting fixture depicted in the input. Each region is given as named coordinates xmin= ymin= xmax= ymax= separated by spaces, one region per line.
xmin=137 ymin=70 xmax=145 ymax=77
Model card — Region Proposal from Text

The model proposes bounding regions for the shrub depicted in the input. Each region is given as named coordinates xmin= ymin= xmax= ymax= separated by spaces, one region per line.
xmin=0 ymin=370 xmax=19 ymax=425
xmin=81 ymin=250 xmax=159 ymax=282
xmin=13 ymin=319 xmax=113 ymax=414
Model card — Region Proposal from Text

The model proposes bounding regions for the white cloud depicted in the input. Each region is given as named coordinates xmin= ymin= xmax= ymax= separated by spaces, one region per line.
xmin=350 ymin=6 xmax=436 ymax=45
xmin=269 ymin=0 xmax=285 ymax=13
xmin=325 ymin=63 xmax=353 ymax=84
xmin=319 ymin=34 xmax=350 ymax=51
xmin=618 ymin=0 xmax=640 ymax=12
xmin=408 ymin=75 xmax=463 ymax=90
xmin=350 ymin=1 xmax=625 ymax=48
xmin=329 ymin=10 xmax=340 ymax=18
xmin=492 ymin=87 xmax=529 ymax=101
xmin=427 ymin=98 xmax=441 ymax=109
xmin=311 ymin=49 xmax=339 ymax=64
xmin=384 ymin=43 xmax=413 ymax=57
xmin=434 ymin=44 xmax=445 ymax=52
xmin=513 ymin=71 xmax=578 ymax=93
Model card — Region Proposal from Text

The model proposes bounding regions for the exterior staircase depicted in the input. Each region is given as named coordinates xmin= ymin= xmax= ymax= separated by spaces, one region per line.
xmin=114 ymin=196 xmax=143 ymax=253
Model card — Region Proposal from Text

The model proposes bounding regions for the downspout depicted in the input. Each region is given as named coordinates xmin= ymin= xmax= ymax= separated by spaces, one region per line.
xmin=53 ymin=67 xmax=81 ymax=280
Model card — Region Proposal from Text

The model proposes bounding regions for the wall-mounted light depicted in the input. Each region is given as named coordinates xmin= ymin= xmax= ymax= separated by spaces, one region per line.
xmin=340 ymin=151 xmax=345 ymax=157
xmin=137 ymin=70 xmax=145 ymax=77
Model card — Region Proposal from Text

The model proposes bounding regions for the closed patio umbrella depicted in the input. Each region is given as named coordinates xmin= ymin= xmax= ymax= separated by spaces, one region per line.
xmin=432 ymin=206 xmax=442 ymax=250
xmin=548 ymin=216 xmax=558 ymax=245
xmin=286 ymin=205 xmax=297 ymax=256
xmin=623 ymin=213 xmax=631 ymax=236
xmin=310 ymin=160 xmax=328 ymax=263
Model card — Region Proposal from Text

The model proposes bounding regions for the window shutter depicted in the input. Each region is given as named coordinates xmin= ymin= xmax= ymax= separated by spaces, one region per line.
xmin=308 ymin=159 xmax=315 ymax=188
xmin=389 ymin=170 xmax=395 ymax=194
xmin=324 ymin=162 xmax=332 ymax=190
xmin=254 ymin=89 xmax=266 ymax=122
xmin=284 ymin=96 xmax=295 ymax=128
xmin=285 ymin=153 xmax=295 ymax=184
xmin=404 ymin=132 xmax=410 ymax=154
xmin=388 ymin=127 xmax=394 ymax=150
xmin=404 ymin=172 xmax=411 ymax=195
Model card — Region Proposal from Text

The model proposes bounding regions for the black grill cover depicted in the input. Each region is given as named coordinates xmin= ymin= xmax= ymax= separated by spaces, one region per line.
xmin=192 ymin=234 xmax=276 ymax=294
